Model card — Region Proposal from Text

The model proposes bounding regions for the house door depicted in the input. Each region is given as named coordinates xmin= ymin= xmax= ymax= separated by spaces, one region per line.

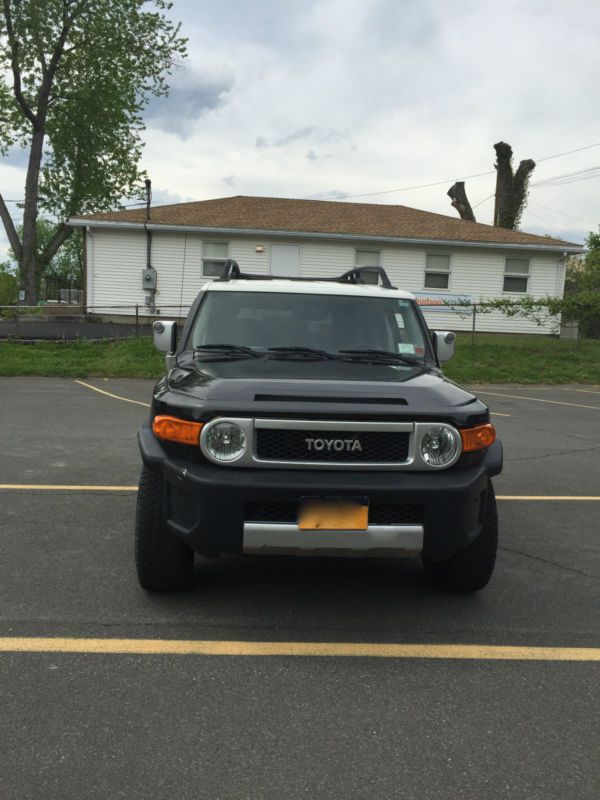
xmin=270 ymin=244 xmax=300 ymax=276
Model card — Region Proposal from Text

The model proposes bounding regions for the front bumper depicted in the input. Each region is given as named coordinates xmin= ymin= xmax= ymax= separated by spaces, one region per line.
xmin=138 ymin=422 xmax=502 ymax=560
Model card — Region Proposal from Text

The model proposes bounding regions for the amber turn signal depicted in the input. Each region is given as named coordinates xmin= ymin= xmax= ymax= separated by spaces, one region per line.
xmin=460 ymin=423 xmax=496 ymax=452
xmin=152 ymin=415 xmax=203 ymax=446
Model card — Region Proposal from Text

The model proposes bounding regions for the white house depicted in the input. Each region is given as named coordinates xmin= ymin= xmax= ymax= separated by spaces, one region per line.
xmin=68 ymin=195 xmax=583 ymax=334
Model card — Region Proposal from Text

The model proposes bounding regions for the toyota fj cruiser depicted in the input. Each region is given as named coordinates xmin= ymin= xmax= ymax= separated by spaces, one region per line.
xmin=135 ymin=262 xmax=502 ymax=593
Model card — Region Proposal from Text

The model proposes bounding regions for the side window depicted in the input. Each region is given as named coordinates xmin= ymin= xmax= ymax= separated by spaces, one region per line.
xmin=202 ymin=241 xmax=229 ymax=277
xmin=424 ymin=254 xmax=451 ymax=289
xmin=355 ymin=249 xmax=380 ymax=285
xmin=503 ymin=257 xmax=529 ymax=293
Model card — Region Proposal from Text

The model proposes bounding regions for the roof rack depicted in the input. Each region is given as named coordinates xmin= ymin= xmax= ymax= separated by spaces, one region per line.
xmin=218 ymin=259 xmax=396 ymax=289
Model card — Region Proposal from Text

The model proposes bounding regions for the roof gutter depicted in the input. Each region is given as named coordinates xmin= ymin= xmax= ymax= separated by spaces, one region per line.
xmin=66 ymin=218 xmax=584 ymax=254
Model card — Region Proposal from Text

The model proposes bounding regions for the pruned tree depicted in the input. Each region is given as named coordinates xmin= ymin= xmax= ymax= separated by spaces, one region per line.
xmin=0 ymin=0 xmax=187 ymax=304
xmin=447 ymin=141 xmax=536 ymax=230
xmin=492 ymin=141 xmax=536 ymax=229
xmin=447 ymin=181 xmax=476 ymax=222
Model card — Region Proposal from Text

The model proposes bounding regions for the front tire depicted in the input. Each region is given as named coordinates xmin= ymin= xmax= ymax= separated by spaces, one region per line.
xmin=135 ymin=466 xmax=194 ymax=591
xmin=423 ymin=480 xmax=498 ymax=593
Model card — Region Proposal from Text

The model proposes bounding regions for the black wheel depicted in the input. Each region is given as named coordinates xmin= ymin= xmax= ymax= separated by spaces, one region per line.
xmin=134 ymin=466 xmax=194 ymax=591
xmin=423 ymin=480 xmax=498 ymax=593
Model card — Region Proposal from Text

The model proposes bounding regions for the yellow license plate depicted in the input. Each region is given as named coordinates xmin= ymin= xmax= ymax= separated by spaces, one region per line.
xmin=298 ymin=499 xmax=368 ymax=531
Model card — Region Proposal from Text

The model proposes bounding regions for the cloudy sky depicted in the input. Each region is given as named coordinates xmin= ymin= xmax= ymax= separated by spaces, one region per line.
xmin=1 ymin=0 xmax=599 ymax=260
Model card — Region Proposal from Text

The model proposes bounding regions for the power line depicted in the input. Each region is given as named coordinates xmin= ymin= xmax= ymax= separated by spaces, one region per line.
xmin=1 ymin=198 xmax=146 ymax=208
xmin=328 ymin=172 xmax=494 ymax=201
xmin=531 ymin=166 xmax=600 ymax=188
xmin=470 ymin=190 xmax=598 ymax=228
xmin=523 ymin=207 xmax=556 ymax=229
xmin=337 ymin=160 xmax=600 ymax=206
xmin=332 ymin=170 xmax=495 ymax=200
xmin=472 ymin=193 xmax=495 ymax=209
xmin=322 ymin=140 xmax=600 ymax=201
xmin=529 ymin=201 xmax=597 ymax=226
xmin=535 ymin=141 xmax=600 ymax=163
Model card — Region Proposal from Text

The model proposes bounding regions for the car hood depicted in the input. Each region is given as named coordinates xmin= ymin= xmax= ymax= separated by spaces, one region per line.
xmin=153 ymin=358 xmax=488 ymax=426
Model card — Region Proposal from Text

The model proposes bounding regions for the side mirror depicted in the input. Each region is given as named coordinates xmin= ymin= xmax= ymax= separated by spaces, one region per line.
xmin=153 ymin=320 xmax=177 ymax=354
xmin=432 ymin=330 xmax=456 ymax=364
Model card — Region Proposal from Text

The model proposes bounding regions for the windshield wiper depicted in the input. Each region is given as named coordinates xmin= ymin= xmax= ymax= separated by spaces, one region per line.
xmin=193 ymin=344 xmax=261 ymax=360
xmin=339 ymin=349 xmax=423 ymax=366
xmin=267 ymin=346 xmax=335 ymax=361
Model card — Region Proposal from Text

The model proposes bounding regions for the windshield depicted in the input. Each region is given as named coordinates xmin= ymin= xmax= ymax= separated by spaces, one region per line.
xmin=190 ymin=291 xmax=430 ymax=359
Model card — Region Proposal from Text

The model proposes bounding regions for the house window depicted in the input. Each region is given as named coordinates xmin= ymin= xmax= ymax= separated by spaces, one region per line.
xmin=202 ymin=241 xmax=229 ymax=277
xmin=355 ymin=249 xmax=380 ymax=284
xmin=424 ymin=254 xmax=450 ymax=289
xmin=503 ymin=258 xmax=529 ymax=293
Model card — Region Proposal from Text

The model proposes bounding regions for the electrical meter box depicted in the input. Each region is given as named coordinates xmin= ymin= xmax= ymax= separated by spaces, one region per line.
xmin=142 ymin=267 xmax=157 ymax=290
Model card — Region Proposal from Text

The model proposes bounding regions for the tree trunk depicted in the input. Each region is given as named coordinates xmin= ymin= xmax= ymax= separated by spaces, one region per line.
xmin=21 ymin=126 xmax=45 ymax=305
xmin=493 ymin=141 xmax=536 ymax=230
xmin=447 ymin=181 xmax=476 ymax=222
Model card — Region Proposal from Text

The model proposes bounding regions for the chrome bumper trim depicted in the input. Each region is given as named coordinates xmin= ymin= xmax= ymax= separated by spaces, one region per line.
xmin=243 ymin=523 xmax=424 ymax=557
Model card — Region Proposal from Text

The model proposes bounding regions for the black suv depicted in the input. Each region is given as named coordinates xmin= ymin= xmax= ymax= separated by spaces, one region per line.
xmin=135 ymin=264 xmax=502 ymax=593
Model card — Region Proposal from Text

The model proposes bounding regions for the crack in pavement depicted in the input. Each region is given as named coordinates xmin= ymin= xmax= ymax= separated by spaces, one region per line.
xmin=500 ymin=545 xmax=599 ymax=580
xmin=501 ymin=416 xmax=600 ymax=447
xmin=505 ymin=443 xmax=600 ymax=464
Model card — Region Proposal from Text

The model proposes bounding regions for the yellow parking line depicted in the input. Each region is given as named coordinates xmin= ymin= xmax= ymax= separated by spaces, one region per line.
xmin=1 ymin=485 xmax=600 ymax=500
xmin=566 ymin=388 xmax=600 ymax=395
xmin=0 ymin=484 xmax=138 ymax=491
xmin=0 ymin=637 xmax=598 ymax=661
xmin=496 ymin=495 xmax=600 ymax=501
xmin=74 ymin=379 xmax=150 ymax=408
xmin=476 ymin=390 xmax=600 ymax=411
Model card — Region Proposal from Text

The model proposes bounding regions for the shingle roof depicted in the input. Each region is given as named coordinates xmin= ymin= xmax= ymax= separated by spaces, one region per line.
xmin=73 ymin=195 xmax=581 ymax=249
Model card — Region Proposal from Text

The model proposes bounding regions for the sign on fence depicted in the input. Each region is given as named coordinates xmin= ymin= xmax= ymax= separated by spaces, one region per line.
xmin=413 ymin=291 xmax=471 ymax=312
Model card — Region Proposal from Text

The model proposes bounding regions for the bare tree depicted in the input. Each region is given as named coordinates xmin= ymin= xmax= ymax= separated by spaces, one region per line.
xmin=493 ymin=141 xmax=536 ymax=229
xmin=446 ymin=141 xmax=536 ymax=230
xmin=447 ymin=181 xmax=476 ymax=222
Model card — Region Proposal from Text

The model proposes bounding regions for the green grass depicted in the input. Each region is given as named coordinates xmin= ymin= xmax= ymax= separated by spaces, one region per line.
xmin=446 ymin=334 xmax=600 ymax=384
xmin=0 ymin=333 xmax=599 ymax=384
xmin=0 ymin=337 xmax=164 ymax=378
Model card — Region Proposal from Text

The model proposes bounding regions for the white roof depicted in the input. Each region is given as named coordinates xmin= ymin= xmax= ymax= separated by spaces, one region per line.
xmin=206 ymin=278 xmax=415 ymax=300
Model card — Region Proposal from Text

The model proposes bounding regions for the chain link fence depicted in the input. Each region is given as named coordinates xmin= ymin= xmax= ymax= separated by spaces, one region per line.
xmin=0 ymin=301 xmax=570 ymax=342
xmin=0 ymin=304 xmax=191 ymax=341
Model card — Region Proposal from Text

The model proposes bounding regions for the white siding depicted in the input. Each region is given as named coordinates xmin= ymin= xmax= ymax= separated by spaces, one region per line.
xmin=300 ymin=241 xmax=355 ymax=276
xmin=87 ymin=228 xmax=563 ymax=333
xmin=229 ymin=239 xmax=270 ymax=275
xmin=381 ymin=246 xmax=425 ymax=289
xmin=414 ymin=249 xmax=562 ymax=334
xmin=149 ymin=232 xmax=203 ymax=309
xmin=88 ymin=231 xmax=272 ymax=311
xmin=89 ymin=228 xmax=146 ymax=309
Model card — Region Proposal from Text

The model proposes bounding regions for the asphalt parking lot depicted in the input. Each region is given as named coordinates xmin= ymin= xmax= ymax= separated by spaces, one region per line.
xmin=0 ymin=377 xmax=598 ymax=799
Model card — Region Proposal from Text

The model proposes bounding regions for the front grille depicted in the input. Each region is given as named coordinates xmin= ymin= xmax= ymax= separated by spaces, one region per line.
xmin=245 ymin=501 xmax=425 ymax=525
xmin=255 ymin=428 xmax=410 ymax=463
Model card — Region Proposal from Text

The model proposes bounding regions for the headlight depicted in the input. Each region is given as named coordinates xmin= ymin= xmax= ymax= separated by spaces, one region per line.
xmin=205 ymin=421 xmax=247 ymax=462
xmin=420 ymin=425 xmax=458 ymax=467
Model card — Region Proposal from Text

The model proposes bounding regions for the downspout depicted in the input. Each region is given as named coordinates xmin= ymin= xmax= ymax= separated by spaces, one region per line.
xmin=556 ymin=251 xmax=569 ymax=338
xmin=142 ymin=178 xmax=157 ymax=312
xmin=85 ymin=226 xmax=93 ymax=310
xmin=556 ymin=251 xmax=568 ymax=297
